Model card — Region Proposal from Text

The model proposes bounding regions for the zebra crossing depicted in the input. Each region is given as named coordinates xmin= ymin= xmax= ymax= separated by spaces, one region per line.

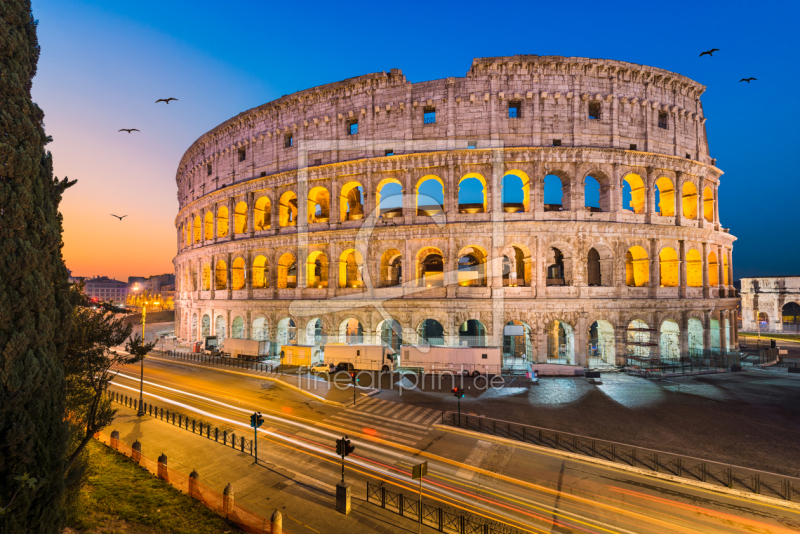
xmin=321 ymin=397 xmax=441 ymax=446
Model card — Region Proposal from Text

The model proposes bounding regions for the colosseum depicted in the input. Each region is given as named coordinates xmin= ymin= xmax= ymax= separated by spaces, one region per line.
xmin=173 ymin=55 xmax=738 ymax=370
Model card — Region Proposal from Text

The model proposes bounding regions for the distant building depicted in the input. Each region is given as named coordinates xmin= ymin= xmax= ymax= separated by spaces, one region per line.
xmin=160 ymin=283 xmax=175 ymax=304
xmin=740 ymin=276 xmax=800 ymax=333
xmin=128 ymin=273 xmax=175 ymax=304
xmin=83 ymin=276 xmax=129 ymax=303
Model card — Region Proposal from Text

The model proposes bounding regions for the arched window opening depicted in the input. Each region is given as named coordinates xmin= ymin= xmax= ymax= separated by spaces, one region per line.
xmin=503 ymin=320 xmax=532 ymax=366
xmin=501 ymin=173 xmax=526 ymax=213
xmin=204 ymin=212 xmax=214 ymax=240
xmin=201 ymin=264 xmax=211 ymax=291
xmin=686 ymin=249 xmax=702 ymax=287
xmin=660 ymin=319 xmax=680 ymax=359
xmin=277 ymin=318 xmax=296 ymax=356
xmin=543 ymin=175 xmax=563 ymax=211
xmin=655 ymin=177 xmax=675 ymax=217
xmin=546 ymin=247 xmax=565 ymax=286
xmin=254 ymin=196 xmax=271 ymax=231
xmin=710 ymin=318 xmax=720 ymax=350
xmin=588 ymin=320 xmax=615 ymax=366
xmin=378 ymin=319 xmax=403 ymax=353
xmin=339 ymin=318 xmax=363 ymax=344
xmin=215 ymin=315 xmax=226 ymax=342
xmin=708 ymin=251 xmax=719 ymax=286
xmin=231 ymin=316 xmax=245 ymax=339
xmin=279 ymin=191 xmax=298 ymax=227
xmin=587 ymin=248 xmax=601 ymax=286
xmin=458 ymin=175 xmax=486 ymax=214
xmin=417 ymin=248 xmax=444 ymax=287
xmin=625 ymin=246 xmax=649 ymax=287
xmin=252 ymin=255 xmax=269 ymax=289
xmin=688 ymin=317 xmax=703 ymax=355
xmin=622 ymin=174 xmax=645 ymax=214
xmin=377 ymin=181 xmax=403 ymax=219
xmin=185 ymin=224 xmax=191 ymax=248
xmin=546 ymin=320 xmax=574 ymax=364
xmin=306 ymin=251 xmax=329 ymax=288
xmin=215 ymin=260 xmax=228 ymax=290
xmin=251 ymin=317 xmax=268 ymax=341
xmin=305 ymin=318 xmax=324 ymax=348
xmin=191 ymin=314 xmax=198 ymax=341
xmin=782 ymin=302 xmax=800 ymax=325
xmin=380 ymin=249 xmax=402 ymax=287
xmin=417 ymin=319 xmax=444 ymax=345
xmin=584 ymin=176 xmax=601 ymax=212
xmin=459 ymin=319 xmax=486 ymax=347
xmin=682 ymin=182 xmax=698 ymax=219
xmin=231 ymin=257 xmax=246 ymax=290
xmin=193 ymin=216 xmax=201 ymax=243
xmin=457 ymin=247 xmax=487 ymax=287
xmin=277 ymin=253 xmax=297 ymax=289
xmin=201 ymin=314 xmax=211 ymax=338
xmin=659 ymin=247 xmax=679 ymax=287
xmin=308 ymin=187 xmax=330 ymax=223
xmin=627 ymin=319 xmax=654 ymax=360
xmin=339 ymin=249 xmax=364 ymax=288
xmin=234 ymin=201 xmax=248 ymax=234
xmin=703 ymin=187 xmax=714 ymax=222
xmin=340 ymin=182 xmax=365 ymax=221
xmin=216 ymin=206 xmax=229 ymax=237
xmin=757 ymin=312 xmax=769 ymax=328
xmin=416 ymin=176 xmax=444 ymax=216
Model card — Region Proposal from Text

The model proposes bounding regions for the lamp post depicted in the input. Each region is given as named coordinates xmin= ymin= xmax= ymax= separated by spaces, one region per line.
xmin=137 ymin=300 xmax=149 ymax=417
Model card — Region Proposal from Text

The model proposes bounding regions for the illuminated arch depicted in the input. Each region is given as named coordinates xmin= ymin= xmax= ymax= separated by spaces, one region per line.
xmin=234 ymin=201 xmax=248 ymax=234
xmin=655 ymin=176 xmax=676 ymax=217
xmin=340 ymin=181 xmax=365 ymax=221
xmin=308 ymin=186 xmax=330 ymax=223
xmin=201 ymin=263 xmax=211 ymax=291
xmin=660 ymin=319 xmax=680 ymax=359
xmin=703 ymin=187 xmax=714 ymax=222
xmin=231 ymin=257 xmax=245 ymax=290
xmin=193 ymin=216 xmax=201 ymax=243
xmin=708 ymin=251 xmax=719 ymax=286
xmin=722 ymin=253 xmax=729 ymax=285
xmin=277 ymin=252 xmax=297 ymax=289
xmin=338 ymin=249 xmax=364 ymax=288
xmin=254 ymin=196 xmax=271 ymax=230
xmin=379 ymin=248 xmax=403 ymax=287
xmin=376 ymin=178 xmax=403 ymax=218
xmin=457 ymin=245 xmax=488 ymax=287
xmin=416 ymin=246 xmax=444 ymax=287
xmin=459 ymin=172 xmax=487 ymax=213
xmin=231 ymin=316 xmax=245 ymax=339
xmin=215 ymin=260 xmax=227 ymax=290
xmin=251 ymin=316 xmax=268 ymax=341
xmin=622 ymin=173 xmax=646 ymax=214
xmin=204 ymin=211 xmax=214 ymax=240
xmin=587 ymin=320 xmax=615 ymax=364
xmin=546 ymin=319 xmax=574 ymax=364
xmin=416 ymin=175 xmax=444 ymax=216
xmin=625 ymin=246 xmax=649 ymax=287
xmin=682 ymin=182 xmax=698 ymax=219
xmin=659 ymin=247 xmax=679 ymax=287
xmin=502 ymin=170 xmax=530 ymax=212
xmin=306 ymin=250 xmax=329 ymax=288
xmin=339 ymin=317 xmax=364 ymax=344
xmin=252 ymin=255 xmax=269 ymax=288
xmin=216 ymin=206 xmax=229 ymax=237
xmin=279 ymin=191 xmax=298 ymax=227
xmin=417 ymin=319 xmax=444 ymax=345
xmin=686 ymin=249 xmax=702 ymax=287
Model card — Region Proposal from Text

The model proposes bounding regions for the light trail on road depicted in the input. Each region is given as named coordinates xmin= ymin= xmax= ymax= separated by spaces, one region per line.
xmin=107 ymin=362 xmax=800 ymax=534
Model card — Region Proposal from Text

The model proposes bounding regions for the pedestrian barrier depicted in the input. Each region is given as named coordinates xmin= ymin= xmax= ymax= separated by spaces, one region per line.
xmin=441 ymin=411 xmax=799 ymax=503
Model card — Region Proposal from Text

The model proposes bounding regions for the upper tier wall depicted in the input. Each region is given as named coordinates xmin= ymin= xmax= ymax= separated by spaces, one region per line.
xmin=177 ymin=56 xmax=710 ymax=210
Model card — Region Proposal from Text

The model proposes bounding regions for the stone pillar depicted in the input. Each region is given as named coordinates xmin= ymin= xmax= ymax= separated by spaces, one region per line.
xmin=226 ymin=252 xmax=232 ymax=293
xmin=189 ymin=470 xmax=199 ymax=497
xmin=702 ymin=242 xmax=709 ymax=298
xmin=696 ymin=180 xmax=704 ymax=226
xmin=674 ymin=172 xmax=684 ymax=225
xmin=649 ymin=239 xmax=658 ymax=298
xmin=645 ymin=166 xmax=656 ymax=220
xmin=246 ymin=191 xmax=255 ymax=235
xmin=131 ymin=440 xmax=142 ymax=463
xmin=679 ymin=312 xmax=689 ymax=357
xmin=702 ymin=310 xmax=711 ymax=353
xmin=246 ymin=250 xmax=253 ymax=298
xmin=110 ymin=430 xmax=119 ymax=450
xmin=678 ymin=240 xmax=687 ymax=299
xmin=713 ymin=185 xmax=720 ymax=226
xmin=330 ymin=180 xmax=340 ymax=224
xmin=228 ymin=197 xmax=235 ymax=239
xmin=269 ymin=189 xmax=278 ymax=229
xmin=575 ymin=314 xmax=587 ymax=366
xmin=223 ymin=483 xmax=234 ymax=516
xmin=446 ymin=162 xmax=458 ymax=220
xmin=336 ymin=481 xmax=351 ymax=515
xmin=716 ymin=245 xmax=725 ymax=298
xmin=718 ymin=310 xmax=727 ymax=352
xmin=727 ymin=249 xmax=734 ymax=297
xmin=271 ymin=510 xmax=283 ymax=534
xmin=157 ymin=453 xmax=168 ymax=481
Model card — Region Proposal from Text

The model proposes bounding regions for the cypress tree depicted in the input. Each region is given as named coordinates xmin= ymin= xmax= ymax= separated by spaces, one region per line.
xmin=0 ymin=1 xmax=74 ymax=531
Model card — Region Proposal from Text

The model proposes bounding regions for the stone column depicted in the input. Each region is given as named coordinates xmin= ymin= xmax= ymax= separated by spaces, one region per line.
xmin=645 ymin=166 xmax=656 ymax=220
xmin=703 ymin=310 xmax=711 ymax=353
xmin=678 ymin=240 xmax=687 ymax=299
xmin=446 ymin=78 xmax=456 ymax=149
xmin=364 ymin=168 xmax=375 ymax=219
xmin=717 ymin=245 xmax=725 ymax=298
xmin=696 ymin=179 xmax=704 ymax=225
xmin=702 ymin=242 xmax=709 ymax=298
xmin=713 ymin=185 xmax=720 ymax=226
xmin=223 ymin=484 xmax=234 ymax=516
xmin=718 ymin=309 xmax=727 ymax=352
xmin=649 ymin=238 xmax=659 ymax=298
xmin=228 ymin=197 xmax=235 ymax=239
xmin=679 ymin=312 xmax=689 ymax=357
xmin=727 ymin=248 xmax=734 ymax=297
xmin=330 ymin=179 xmax=340 ymax=224
xmin=246 ymin=191 xmax=255 ymax=235
xmin=447 ymin=163 xmax=458 ymax=220
xmin=246 ymin=250 xmax=253 ymax=298
xmin=674 ymin=172 xmax=684 ymax=225
xmin=269 ymin=189 xmax=278 ymax=229
xmin=575 ymin=314 xmax=587 ymax=366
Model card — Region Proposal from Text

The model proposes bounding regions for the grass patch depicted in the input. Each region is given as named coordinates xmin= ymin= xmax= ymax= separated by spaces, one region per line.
xmin=123 ymin=310 xmax=175 ymax=326
xmin=68 ymin=440 xmax=239 ymax=534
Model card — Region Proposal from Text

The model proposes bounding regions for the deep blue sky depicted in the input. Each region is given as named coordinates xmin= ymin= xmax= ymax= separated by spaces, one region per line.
xmin=33 ymin=0 xmax=799 ymax=280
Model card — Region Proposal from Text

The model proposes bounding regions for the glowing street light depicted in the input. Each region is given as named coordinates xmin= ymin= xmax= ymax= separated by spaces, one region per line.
xmin=136 ymin=300 xmax=149 ymax=417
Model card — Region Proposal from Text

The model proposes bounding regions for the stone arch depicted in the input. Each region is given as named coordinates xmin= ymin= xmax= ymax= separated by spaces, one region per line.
xmin=708 ymin=250 xmax=719 ymax=286
xmin=379 ymin=248 xmax=403 ymax=287
xmin=503 ymin=320 xmax=532 ymax=364
xmin=202 ymin=263 xmax=211 ymax=291
xmin=626 ymin=318 xmax=654 ymax=359
xmin=340 ymin=181 xmax=365 ymax=221
xmin=686 ymin=249 xmax=702 ymax=287
xmin=586 ymin=242 xmax=613 ymax=287
xmin=201 ymin=314 xmax=211 ymax=338
xmin=305 ymin=317 xmax=326 ymax=350
xmin=416 ymin=246 xmax=444 ymax=287
xmin=277 ymin=317 xmax=297 ymax=352
xmin=417 ymin=318 xmax=445 ymax=345
xmin=622 ymin=173 xmax=646 ymax=214
xmin=215 ymin=260 xmax=227 ymax=290
xmin=193 ymin=215 xmax=201 ymax=243
xmin=500 ymin=243 xmax=532 ymax=286
xmin=655 ymin=176 xmax=676 ymax=217
xmin=231 ymin=316 xmax=245 ymax=339
xmin=376 ymin=318 xmax=404 ymax=353
xmin=251 ymin=315 xmax=268 ymax=341
xmin=234 ymin=201 xmax=248 ymax=234
xmin=277 ymin=252 xmax=297 ymax=289
xmin=583 ymin=169 xmax=613 ymax=212
xmin=682 ymin=181 xmax=698 ymax=219
xmin=545 ymin=244 xmax=573 ymax=286
xmin=231 ymin=257 xmax=246 ymax=290
xmin=306 ymin=250 xmax=329 ymax=288
xmin=659 ymin=247 xmax=679 ymax=287
xmin=416 ymin=175 xmax=444 ymax=216
xmin=339 ymin=317 xmax=364 ymax=344
xmin=688 ymin=317 xmax=704 ymax=354
xmin=376 ymin=178 xmax=403 ymax=219
xmin=457 ymin=245 xmax=488 ymax=287
xmin=587 ymin=319 xmax=615 ymax=365
xmin=703 ymin=186 xmax=714 ymax=222
xmin=458 ymin=172 xmax=487 ymax=214
xmin=722 ymin=253 xmax=729 ymax=286
xmin=338 ymin=249 xmax=364 ymax=288
xmin=546 ymin=319 xmax=574 ymax=364
xmin=254 ymin=195 xmax=271 ymax=231
xmin=214 ymin=314 xmax=226 ymax=342
xmin=308 ymin=186 xmax=330 ymax=223
xmin=782 ymin=302 xmax=800 ymax=325
xmin=204 ymin=211 xmax=214 ymax=240
xmin=543 ymin=174 xmax=564 ymax=211
xmin=216 ymin=206 xmax=229 ymax=237
xmin=502 ymin=170 xmax=529 ymax=213
xmin=279 ymin=191 xmax=298 ymax=227
xmin=625 ymin=246 xmax=649 ymax=287
xmin=659 ymin=318 xmax=680 ymax=359
xmin=458 ymin=319 xmax=486 ymax=346
xmin=252 ymin=255 xmax=269 ymax=288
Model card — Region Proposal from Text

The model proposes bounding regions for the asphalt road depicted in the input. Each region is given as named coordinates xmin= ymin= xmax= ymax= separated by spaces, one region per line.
xmin=108 ymin=357 xmax=800 ymax=534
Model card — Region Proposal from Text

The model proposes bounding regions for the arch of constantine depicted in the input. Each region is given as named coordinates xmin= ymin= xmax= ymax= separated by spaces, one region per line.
xmin=173 ymin=55 xmax=738 ymax=367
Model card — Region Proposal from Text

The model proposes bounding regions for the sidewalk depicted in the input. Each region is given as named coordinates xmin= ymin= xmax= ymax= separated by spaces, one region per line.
xmin=149 ymin=351 xmax=379 ymax=407
xmin=108 ymin=405 xmax=438 ymax=534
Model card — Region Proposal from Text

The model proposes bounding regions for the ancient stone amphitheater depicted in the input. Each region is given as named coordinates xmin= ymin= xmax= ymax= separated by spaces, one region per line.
xmin=173 ymin=55 xmax=737 ymax=368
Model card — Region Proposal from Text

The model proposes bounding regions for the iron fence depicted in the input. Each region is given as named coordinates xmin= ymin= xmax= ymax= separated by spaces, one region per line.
xmin=441 ymin=411 xmax=799 ymax=503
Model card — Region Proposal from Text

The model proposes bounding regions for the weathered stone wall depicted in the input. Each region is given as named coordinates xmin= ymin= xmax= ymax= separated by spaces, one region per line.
xmin=740 ymin=277 xmax=800 ymax=331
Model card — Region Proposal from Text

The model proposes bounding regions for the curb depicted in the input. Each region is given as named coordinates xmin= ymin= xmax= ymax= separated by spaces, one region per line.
xmin=433 ymin=424 xmax=800 ymax=511
xmin=146 ymin=355 xmax=382 ymax=408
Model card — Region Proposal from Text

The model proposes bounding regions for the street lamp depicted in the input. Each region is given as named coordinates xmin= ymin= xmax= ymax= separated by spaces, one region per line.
xmin=137 ymin=299 xmax=149 ymax=417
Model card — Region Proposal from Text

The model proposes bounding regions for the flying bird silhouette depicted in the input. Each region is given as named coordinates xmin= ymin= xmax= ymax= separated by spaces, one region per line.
xmin=118 ymin=128 xmax=139 ymax=133
xmin=155 ymin=98 xmax=178 ymax=104
xmin=740 ymin=77 xmax=757 ymax=83
xmin=699 ymin=48 xmax=720 ymax=57
xmin=110 ymin=214 xmax=128 ymax=221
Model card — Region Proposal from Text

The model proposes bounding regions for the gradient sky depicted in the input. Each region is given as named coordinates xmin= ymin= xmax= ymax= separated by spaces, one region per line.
xmin=32 ymin=0 xmax=799 ymax=281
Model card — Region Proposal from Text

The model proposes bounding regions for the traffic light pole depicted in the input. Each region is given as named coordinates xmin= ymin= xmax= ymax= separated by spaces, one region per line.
xmin=254 ymin=425 xmax=258 ymax=464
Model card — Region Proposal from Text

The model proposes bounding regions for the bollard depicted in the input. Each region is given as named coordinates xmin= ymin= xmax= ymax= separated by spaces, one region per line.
xmin=189 ymin=470 xmax=199 ymax=498
xmin=241 ymin=436 xmax=245 ymax=452
xmin=270 ymin=509 xmax=282 ymax=534
xmin=178 ymin=415 xmax=182 ymax=427
xmin=192 ymin=419 xmax=196 ymax=433
xmin=223 ymin=430 xmax=227 ymax=445
xmin=215 ymin=427 xmax=219 ymax=441
xmin=131 ymin=440 xmax=142 ymax=463
xmin=110 ymin=430 xmax=120 ymax=450
xmin=157 ymin=453 xmax=168 ymax=481
xmin=223 ymin=484 xmax=234 ymax=517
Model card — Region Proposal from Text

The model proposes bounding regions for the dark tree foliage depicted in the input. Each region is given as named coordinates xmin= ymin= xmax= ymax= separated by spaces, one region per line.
xmin=0 ymin=1 xmax=75 ymax=531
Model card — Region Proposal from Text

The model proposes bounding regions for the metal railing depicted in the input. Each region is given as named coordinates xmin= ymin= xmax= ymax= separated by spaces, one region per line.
xmin=441 ymin=412 xmax=799 ymax=502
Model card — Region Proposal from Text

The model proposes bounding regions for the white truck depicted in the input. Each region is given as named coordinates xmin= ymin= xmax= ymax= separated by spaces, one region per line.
xmin=219 ymin=338 xmax=269 ymax=360
xmin=400 ymin=345 xmax=501 ymax=376
xmin=323 ymin=344 xmax=396 ymax=372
